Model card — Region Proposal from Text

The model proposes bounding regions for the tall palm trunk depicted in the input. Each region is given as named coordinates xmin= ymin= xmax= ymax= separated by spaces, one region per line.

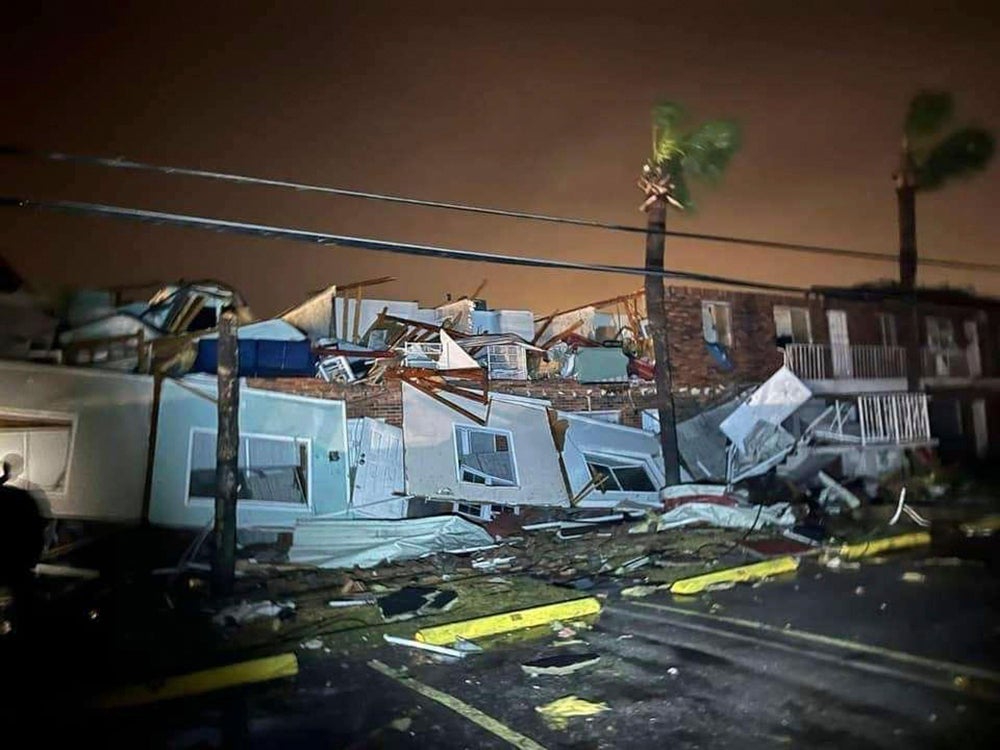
xmin=644 ymin=197 xmax=681 ymax=485
xmin=897 ymin=150 xmax=921 ymax=392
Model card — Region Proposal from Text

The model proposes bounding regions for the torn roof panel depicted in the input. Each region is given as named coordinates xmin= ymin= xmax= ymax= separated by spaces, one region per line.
xmin=720 ymin=366 xmax=811 ymax=449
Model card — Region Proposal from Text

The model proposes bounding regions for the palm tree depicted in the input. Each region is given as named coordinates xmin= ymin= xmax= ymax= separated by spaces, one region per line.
xmin=895 ymin=91 xmax=994 ymax=390
xmin=639 ymin=102 xmax=740 ymax=485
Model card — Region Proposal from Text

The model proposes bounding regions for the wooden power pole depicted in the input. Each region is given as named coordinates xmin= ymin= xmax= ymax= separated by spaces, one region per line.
xmin=213 ymin=310 xmax=240 ymax=596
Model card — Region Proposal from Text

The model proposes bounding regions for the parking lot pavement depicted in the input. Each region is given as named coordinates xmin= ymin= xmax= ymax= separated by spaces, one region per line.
xmin=76 ymin=553 xmax=1000 ymax=748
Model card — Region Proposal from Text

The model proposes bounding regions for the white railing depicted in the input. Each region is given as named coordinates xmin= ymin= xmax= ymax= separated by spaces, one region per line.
xmin=784 ymin=344 xmax=906 ymax=380
xmin=784 ymin=344 xmax=829 ymax=379
xmin=850 ymin=345 xmax=906 ymax=379
xmin=857 ymin=392 xmax=931 ymax=445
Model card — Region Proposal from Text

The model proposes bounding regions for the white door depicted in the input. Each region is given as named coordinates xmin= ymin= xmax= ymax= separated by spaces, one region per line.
xmin=965 ymin=320 xmax=982 ymax=377
xmin=350 ymin=418 xmax=407 ymax=518
xmin=827 ymin=310 xmax=852 ymax=378
xmin=972 ymin=399 xmax=988 ymax=459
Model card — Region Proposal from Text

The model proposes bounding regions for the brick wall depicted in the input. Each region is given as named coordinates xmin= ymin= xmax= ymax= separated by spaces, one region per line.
xmin=661 ymin=285 xmax=810 ymax=389
xmin=247 ymin=376 xmax=739 ymax=429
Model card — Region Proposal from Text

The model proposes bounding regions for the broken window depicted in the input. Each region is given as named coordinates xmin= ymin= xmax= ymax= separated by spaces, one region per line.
xmin=0 ymin=412 xmax=73 ymax=493
xmin=584 ymin=453 xmax=656 ymax=492
xmin=188 ymin=430 xmax=309 ymax=504
xmin=773 ymin=306 xmax=812 ymax=344
xmin=454 ymin=425 xmax=517 ymax=487
xmin=702 ymin=301 xmax=732 ymax=347
xmin=878 ymin=313 xmax=898 ymax=347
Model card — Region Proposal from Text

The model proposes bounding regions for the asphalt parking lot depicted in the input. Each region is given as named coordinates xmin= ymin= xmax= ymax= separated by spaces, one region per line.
xmin=71 ymin=550 xmax=1000 ymax=749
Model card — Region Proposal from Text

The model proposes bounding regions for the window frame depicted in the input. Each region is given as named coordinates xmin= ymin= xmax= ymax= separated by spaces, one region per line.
xmin=877 ymin=313 xmax=898 ymax=347
xmin=583 ymin=451 xmax=658 ymax=494
xmin=185 ymin=427 xmax=312 ymax=509
xmin=453 ymin=424 xmax=519 ymax=488
xmin=701 ymin=301 xmax=733 ymax=347
xmin=773 ymin=305 xmax=812 ymax=344
xmin=0 ymin=408 xmax=77 ymax=498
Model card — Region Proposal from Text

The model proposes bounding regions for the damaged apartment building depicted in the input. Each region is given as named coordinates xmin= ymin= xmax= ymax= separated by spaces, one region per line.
xmin=1 ymin=254 xmax=998 ymax=537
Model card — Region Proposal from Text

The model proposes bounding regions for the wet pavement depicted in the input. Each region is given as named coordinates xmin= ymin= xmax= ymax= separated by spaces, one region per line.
xmin=26 ymin=551 xmax=1000 ymax=748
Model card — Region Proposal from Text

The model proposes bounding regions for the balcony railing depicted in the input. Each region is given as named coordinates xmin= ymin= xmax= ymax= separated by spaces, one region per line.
xmin=857 ymin=392 xmax=931 ymax=445
xmin=784 ymin=344 xmax=906 ymax=380
xmin=786 ymin=343 xmax=982 ymax=381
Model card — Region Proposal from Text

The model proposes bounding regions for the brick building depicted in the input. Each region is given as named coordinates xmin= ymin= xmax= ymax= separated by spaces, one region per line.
xmin=252 ymin=281 xmax=998 ymax=464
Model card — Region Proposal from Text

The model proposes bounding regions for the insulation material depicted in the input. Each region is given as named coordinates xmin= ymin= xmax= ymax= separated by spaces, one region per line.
xmin=287 ymin=515 xmax=494 ymax=568
xmin=281 ymin=285 xmax=337 ymax=340
xmin=540 ymin=307 xmax=597 ymax=344
xmin=435 ymin=299 xmax=475 ymax=333
xmin=652 ymin=501 xmax=797 ymax=532
xmin=720 ymin=366 xmax=811 ymax=448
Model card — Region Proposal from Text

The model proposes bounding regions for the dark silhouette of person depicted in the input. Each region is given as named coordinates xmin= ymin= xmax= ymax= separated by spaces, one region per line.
xmin=0 ymin=456 xmax=47 ymax=638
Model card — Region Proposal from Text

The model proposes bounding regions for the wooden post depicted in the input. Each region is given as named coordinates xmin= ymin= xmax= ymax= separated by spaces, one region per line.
xmin=213 ymin=311 xmax=240 ymax=597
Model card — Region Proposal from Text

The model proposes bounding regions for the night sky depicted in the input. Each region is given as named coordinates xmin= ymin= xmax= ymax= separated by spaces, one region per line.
xmin=4 ymin=1 xmax=999 ymax=316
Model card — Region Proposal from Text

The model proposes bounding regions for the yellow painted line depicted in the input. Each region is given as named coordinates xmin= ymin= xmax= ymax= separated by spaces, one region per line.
xmin=837 ymin=531 xmax=931 ymax=560
xmin=414 ymin=597 xmax=601 ymax=646
xmin=628 ymin=600 xmax=1000 ymax=684
xmin=368 ymin=660 xmax=548 ymax=750
xmin=95 ymin=653 xmax=299 ymax=709
xmin=669 ymin=556 xmax=799 ymax=595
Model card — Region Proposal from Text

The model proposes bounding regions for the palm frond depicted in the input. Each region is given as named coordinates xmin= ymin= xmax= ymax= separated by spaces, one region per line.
xmin=905 ymin=91 xmax=953 ymax=138
xmin=915 ymin=127 xmax=995 ymax=190
xmin=651 ymin=101 xmax=687 ymax=165
xmin=679 ymin=120 xmax=741 ymax=183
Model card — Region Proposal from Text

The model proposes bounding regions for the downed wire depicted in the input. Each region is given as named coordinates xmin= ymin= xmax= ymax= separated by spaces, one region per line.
xmin=7 ymin=146 xmax=1000 ymax=273
xmin=1 ymin=197 xmax=809 ymax=293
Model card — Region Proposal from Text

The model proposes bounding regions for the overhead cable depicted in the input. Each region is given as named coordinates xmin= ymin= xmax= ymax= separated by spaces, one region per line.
xmin=2 ymin=196 xmax=809 ymax=293
xmin=6 ymin=146 xmax=998 ymax=274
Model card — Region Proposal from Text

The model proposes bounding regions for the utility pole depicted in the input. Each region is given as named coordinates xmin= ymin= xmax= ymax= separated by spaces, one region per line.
xmin=213 ymin=310 xmax=240 ymax=597
xmin=643 ymin=195 xmax=682 ymax=485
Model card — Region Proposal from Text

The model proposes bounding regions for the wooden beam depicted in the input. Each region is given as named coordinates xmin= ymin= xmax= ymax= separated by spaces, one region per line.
xmin=533 ymin=289 xmax=645 ymax=322
xmin=351 ymin=287 xmax=363 ymax=342
xmin=336 ymin=275 xmax=396 ymax=293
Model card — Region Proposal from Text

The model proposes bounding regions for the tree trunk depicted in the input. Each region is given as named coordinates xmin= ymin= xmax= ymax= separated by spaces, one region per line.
xmin=644 ymin=197 xmax=681 ymax=485
xmin=897 ymin=182 xmax=922 ymax=392
xmin=213 ymin=310 xmax=240 ymax=597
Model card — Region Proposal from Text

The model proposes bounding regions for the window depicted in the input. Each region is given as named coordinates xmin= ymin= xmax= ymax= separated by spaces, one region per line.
xmin=584 ymin=453 xmax=656 ymax=493
xmin=878 ymin=313 xmax=898 ymax=347
xmin=702 ymin=301 xmax=732 ymax=347
xmin=188 ymin=429 xmax=309 ymax=505
xmin=454 ymin=425 xmax=518 ymax=487
xmin=0 ymin=412 xmax=73 ymax=493
xmin=926 ymin=317 xmax=956 ymax=350
xmin=773 ymin=306 xmax=812 ymax=344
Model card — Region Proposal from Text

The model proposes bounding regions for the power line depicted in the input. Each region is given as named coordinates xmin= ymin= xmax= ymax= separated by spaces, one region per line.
xmin=2 ymin=197 xmax=809 ymax=294
xmin=6 ymin=146 xmax=1000 ymax=274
